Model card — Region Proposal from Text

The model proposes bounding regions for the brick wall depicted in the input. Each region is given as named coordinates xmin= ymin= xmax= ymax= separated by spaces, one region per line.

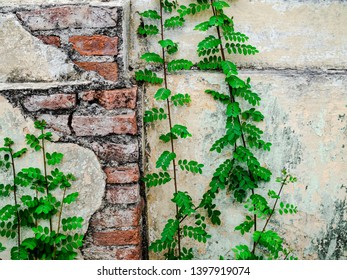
xmin=0 ymin=2 xmax=144 ymax=260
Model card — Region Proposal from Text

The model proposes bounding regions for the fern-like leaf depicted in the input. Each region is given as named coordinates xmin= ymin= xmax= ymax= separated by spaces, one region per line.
xmin=178 ymin=160 xmax=204 ymax=174
xmin=156 ymin=151 xmax=176 ymax=171
xmin=138 ymin=24 xmax=159 ymax=36
xmin=164 ymin=16 xmax=185 ymax=29
xmin=197 ymin=56 xmax=222 ymax=70
xmin=144 ymin=108 xmax=167 ymax=123
xmin=158 ymin=39 xmax=178 ymax=54
xmin=142 ymin=172 xmax=171 ymax=188
xmin=223 ymin=31 xmax=249 ymax=43
xmin=205 ymin=89 xmax=229 ymax=104
xmin=140 ymin=52 xmax=164 ymax=64
xmin=171 ymin=93 xmax=191 ymax=106
xmin=225 ymin=42 xmax=259 ymax=56
xmin=135 ymin=69 xmax=163 ymax=84
xmin=221 ymin=60 xmax=238 ymax=77
xmin=139 ymin=10 xmax=161 ymax=20
xmin=167 ymin=59 xmax=193 ymax=72
xmin=154 ymin=88 xmax=171 ymax=101
xmin=197 ymin=35 xmax=221 ymax=56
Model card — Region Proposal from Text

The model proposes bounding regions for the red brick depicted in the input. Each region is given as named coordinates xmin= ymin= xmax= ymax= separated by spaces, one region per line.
xmin=72 ymin=114 xmax=137 ymax=136
xmin=91 ymin=142 xmax=139 ymax=163
xmin=74 ymin=61 xmax=118 ymax=81
xmin=69 ymin=35 xmax=118 ymax=56
xmin=91 ymin=203 xmax=142 ymax=228
xmin=106 ymin=184 xmax=140 ymax=204
xmin=17 ymin=6 xmax=118 ymax=31
xmin=23 ymin=94 xmax=76 ymax=111
xmin=104 ymin=165 xmax=140 ymax=184
xmin=115 ymin=246 xmax=142 ymax=260
xmin=36 ymin=35 xmax=61 ymax=47
xmin=38 ymin=114 xmax=71 ymax=135
xmin=93 ymin=228 xmax=141 ymax=246
xmin=81 ymin=87 xmax=137 ymax=109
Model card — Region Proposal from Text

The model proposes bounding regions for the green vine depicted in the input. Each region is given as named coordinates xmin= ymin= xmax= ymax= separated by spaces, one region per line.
xmin=0 ymin=120 xmax=83 ymax=260
xmin=137 ymin=0 xmax=299 ymax=260
xmin=137 ymin=0 xmax=211 ymax=260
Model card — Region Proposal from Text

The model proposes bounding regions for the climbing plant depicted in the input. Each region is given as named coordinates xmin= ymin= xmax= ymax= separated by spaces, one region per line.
xmin=0 ymin=120 xmax=83 ymax=260
xmin=136 ymin=0 xmax=211 ymax=260
xmin=137 ymin=0 xmax=299 ymax=260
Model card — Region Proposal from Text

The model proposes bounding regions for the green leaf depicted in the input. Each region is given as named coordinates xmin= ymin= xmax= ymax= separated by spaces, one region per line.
xmin=63 ymin=192 xmax=79 ymax=204
xmin=34 ymin=120 xmax=46 ymax=130
xmin=205 ymin=89 xmax=229 ymax=104
xmin=197 ymin=56 xmax=222 ymax=70
xmin=140 ymin=52 xmax=164 ymax=64
xmin=223 ymin=31 xmax=249 ymax=43
xmin=144 ymin=108 xmax=167 ymax=123
xmin=221 ymin=60 xmax=238 ymax=77
xmin=62 ymin=216 xmax=84 ymax=232
xmin=12 ymin=148 xmax=28 ymax=159
xmin=242 ymin=108 xmax=264 ymax=122
xmin=170 ymin=124 xmax=192 ymax=139
xmin=178 ymin=3 xmax=210 ymax=17
xmin=156 ymin=151 xmax=176 ymax=171
xmin=46 ymin=152 xmax=63 ymax=166
xmin=142 ymin=172 xmax=171 ymax=188
xmin=178 ymin=160 xmax=204 ymax=174
xmin=212 ymin=1 xmax=230 ymax=10
xmin=167 ymin=59 xmax=193 ymax=72
xmin=164 ymin=16 xmax=185 ymax=29
xmin=137 ymin=24 xmax=159 ymax=36
xmin=225 ymin=42 xmax=259 ymax=56
xmin=25 ymin=134 xmax=41 ymax=151
xmin=154 ymin=88 xmax=171 ymax=101
xmin=158 ymin=39 xmax=178 ymax=54
xmin=197 ymin=35 xmax=221 ymax=57
xmin=226 ymin=102 xmax=241 ymax=117
xmin=172 ymin=191 xmax=195 ymax=216
xmin=139 ymin=10 xmax=161 ymax=20
xmin=171 ymin=93 xmax=191 ymax=106
xmin=135 ymin=69 xmax=163 ymax=84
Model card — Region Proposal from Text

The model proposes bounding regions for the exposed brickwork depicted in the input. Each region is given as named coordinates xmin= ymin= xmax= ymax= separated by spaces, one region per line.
xmin=115 ymin=246 xmax=142 ymax=260
xmin=91 ymin=142 xmax=139 ymax=163
xmin=69 ymin=35 xmax=118 ymax=56
xmin=106 ymin=184 xmax=140 ymax=204
xmin=74 ymin=61 xmax=118 ymax=81
xmin=38 ymin=114 xmax=71 ymax=135
xmin=23 ymin=94 xmax=76 ymax=111
xmin=36 ymin=35 xmax=61 ymax=47
xmin=6 ymin=4 xmax=143 ymax=260
xmin=81 ymin=87 xmax=137 ymax=109
xmin=72 ymin=114 xmax=137 ymax=136
xmin=91 ymin=203 xmax=142 ymax=228
xmin=93 ymin=228 xmax=141 ymax=246
xmin=17 ymin=6 xmax=118 ymax=31
xmin=104 ymin=164 xmax=140 ymax=184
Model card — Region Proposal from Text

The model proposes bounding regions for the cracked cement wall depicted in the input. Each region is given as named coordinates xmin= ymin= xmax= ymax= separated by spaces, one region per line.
xmin=130 ymin=0 xmax=347 ymax=259
xmin=0 ymin=0 xmax=144 ymax=260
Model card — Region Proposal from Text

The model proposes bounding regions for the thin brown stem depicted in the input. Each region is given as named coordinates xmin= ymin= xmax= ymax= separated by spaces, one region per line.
xmin=9 ymin=149 xmax=21 ymax=248
xmin=210 ymin=0 xmax=258 ymax=251
xmin=253 ymin=175 xmax=289 ymax=252
xmin=159 ymin=0 xmax=181 ymax=259
xmin=41 ymin=130 xmax=52 ymax=232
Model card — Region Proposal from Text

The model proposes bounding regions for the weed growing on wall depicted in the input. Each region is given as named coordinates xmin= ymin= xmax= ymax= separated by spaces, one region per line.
xmin=186 ymin=0 xmax=299 ymax=259
xmin=0 ymin=120 xmax=83 ymax=260
xmin=137 ymin=0 xmax=299 ymax=260
xmin=136 ymin=0 xmax=211 ymax=260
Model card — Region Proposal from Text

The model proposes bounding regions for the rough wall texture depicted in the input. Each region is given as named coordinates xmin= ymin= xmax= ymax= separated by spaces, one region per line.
xmin=130 ymin=0 xmax=347 ymax=259
xmin=0 ymin=0 xmax=144 ymax=260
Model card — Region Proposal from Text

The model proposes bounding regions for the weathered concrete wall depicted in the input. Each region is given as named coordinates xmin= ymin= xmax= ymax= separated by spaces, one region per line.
xmin=130 ymin=0 xmax=347 ymax=259
xmin=0 ymin=0 xmax=144 ymax=260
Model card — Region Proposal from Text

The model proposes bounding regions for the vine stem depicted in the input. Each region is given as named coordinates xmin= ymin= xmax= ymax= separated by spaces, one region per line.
xmin=253 ymin=175 xmax=289 ymax=252
xmin=9 ymin=148 xmax=21 ymax=248
xmin=159 ymin=0 xmax=181 ymax=259
xmin=209 ymin=0 xmax=258 ymax=252
xmin=52 ymin=186 xmax=67 ymax=259
xmin=41 ymin=130 xmax=52 ymax=232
